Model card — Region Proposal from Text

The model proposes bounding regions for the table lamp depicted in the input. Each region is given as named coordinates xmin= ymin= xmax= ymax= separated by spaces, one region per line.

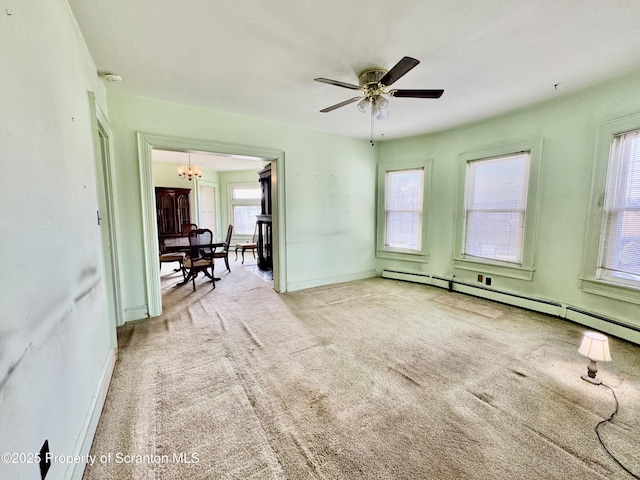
xmin=578 ymin=331 xmax=611 ymax=385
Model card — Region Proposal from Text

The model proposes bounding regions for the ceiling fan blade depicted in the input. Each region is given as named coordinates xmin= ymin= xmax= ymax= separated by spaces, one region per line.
xmin=390 ymin=89 xmax=444 ymax=99
xmin=314 ymin=77 xmax=361 ymax=90
xmin=379 ymin=57 xmax=420 ymax=87
xmin=320 ymin=97 xmax=363 ymax=113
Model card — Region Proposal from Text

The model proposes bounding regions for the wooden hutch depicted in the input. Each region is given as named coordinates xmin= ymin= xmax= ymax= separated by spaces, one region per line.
xmin=256 ymin=163 xmax=272 ymax=271
xmin=155 ymin=187 xmax=191 ymax=253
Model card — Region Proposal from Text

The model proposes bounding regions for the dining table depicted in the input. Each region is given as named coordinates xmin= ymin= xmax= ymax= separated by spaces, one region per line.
xmin=163 ymin=236 xmax=225 ymax=286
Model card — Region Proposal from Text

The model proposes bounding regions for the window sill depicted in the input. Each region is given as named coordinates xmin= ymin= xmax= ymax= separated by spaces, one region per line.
xmin=377 ymin=249 xmax=429 ymax=264
xmin=453 ymin=257 xmax=534 ymax=281
xmin=579 ymin=277 xmax=640 ymax=305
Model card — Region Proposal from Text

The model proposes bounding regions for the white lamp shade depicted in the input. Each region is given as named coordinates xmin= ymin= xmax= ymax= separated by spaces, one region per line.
xmin=578 ymin=331 xmax=612 ymax=362
xmin=357 ymin=98 xmax=369 ymax=113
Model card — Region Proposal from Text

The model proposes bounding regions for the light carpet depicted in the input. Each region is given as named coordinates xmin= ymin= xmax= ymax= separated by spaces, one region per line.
xmin=84 ymin=262 xmax=640 ymax=479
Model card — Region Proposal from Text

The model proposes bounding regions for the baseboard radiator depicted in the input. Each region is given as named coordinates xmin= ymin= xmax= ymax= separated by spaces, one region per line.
xmin=381 ymin=269 xmax=640 ymax=343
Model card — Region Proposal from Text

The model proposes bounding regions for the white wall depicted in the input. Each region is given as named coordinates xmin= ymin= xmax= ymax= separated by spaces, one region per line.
xmin=0 ymin=0 xmax=115 ymax=478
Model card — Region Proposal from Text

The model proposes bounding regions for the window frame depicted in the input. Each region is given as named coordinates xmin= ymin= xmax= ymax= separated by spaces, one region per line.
xmin=581 ymin=113 xmax=640 ymax=304
xmin=453 ymin=138 xmax=543 ymax=280
xmin=376 ymin=159 xmax=432 ymax=263
xmin=228 ymin=183 xmax=261 ymax=236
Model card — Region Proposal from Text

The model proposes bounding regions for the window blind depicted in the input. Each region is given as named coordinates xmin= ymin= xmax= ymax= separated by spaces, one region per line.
xmin=600 ymin=130 xmax=640 ymax=284
xmin=464 ymin=153 xmax=530 ymax=263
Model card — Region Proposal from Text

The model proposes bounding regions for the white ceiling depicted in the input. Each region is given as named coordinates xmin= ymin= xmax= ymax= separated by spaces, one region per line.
xmin=68 ymin=0 xmax=640 ymax=141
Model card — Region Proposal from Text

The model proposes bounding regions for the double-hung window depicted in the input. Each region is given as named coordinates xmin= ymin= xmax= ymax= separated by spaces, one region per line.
xmin=377 ymin=160 xmax=431 ymax=262
xmin=582 ymin=115 xmax=640 ymax=303
xmin=229 ymin=184 xmax=261 ymax=235
xmin=598 ymin=129 xmax=640 ymax=286
xmin=385 ymin=168 xmax=424 ymax=251
xmin=463 ymin=153 xmax=530 ymax=263
xmin=454 ymin=138 xmax=542 ymax=280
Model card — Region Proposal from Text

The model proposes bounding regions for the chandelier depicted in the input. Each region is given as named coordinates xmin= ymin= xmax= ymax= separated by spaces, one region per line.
xmin=177 ymin=153 xmax=202 ymax=181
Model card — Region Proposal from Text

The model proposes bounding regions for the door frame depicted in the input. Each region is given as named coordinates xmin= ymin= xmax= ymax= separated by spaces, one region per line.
xmin=89 ymin=93 xmax=123 ymax=332
xmin=137 ymin=133 xmax=287 ymax=317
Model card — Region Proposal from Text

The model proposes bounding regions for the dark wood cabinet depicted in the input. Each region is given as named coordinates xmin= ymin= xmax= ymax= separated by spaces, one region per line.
xmin=155 ymin=187 xmax=191 ymax=252
xmin=257 ymin=164 xmax=272 ymax=271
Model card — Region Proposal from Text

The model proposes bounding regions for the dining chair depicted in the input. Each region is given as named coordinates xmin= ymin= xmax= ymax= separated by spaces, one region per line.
xmin=181 ymin=223 xmax=197 ymax=236
xmin=159 ymin=252 xmax=187 ymax=280
xmin=183 ymin=228 xmax=216 ymax=291
xmin=234 ymin=224 xmax=258 ymax=264
xmin=213 ymin=224 xmax=233 ymax=273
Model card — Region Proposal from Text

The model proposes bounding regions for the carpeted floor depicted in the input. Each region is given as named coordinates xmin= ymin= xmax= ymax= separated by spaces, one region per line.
xmin=84 ymin=258 xmax=640 ymax=479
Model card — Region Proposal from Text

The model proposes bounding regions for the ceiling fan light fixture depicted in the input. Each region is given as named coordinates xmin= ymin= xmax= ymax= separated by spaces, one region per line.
xmin=374 ymin=95 xmax=389 ymax=110
xmin=357 ymin=98 xmax=369 ymax=113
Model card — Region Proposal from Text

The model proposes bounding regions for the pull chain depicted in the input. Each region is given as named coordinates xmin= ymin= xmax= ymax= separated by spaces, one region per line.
xmin=370 ymin=105 xmax=375 ymax=146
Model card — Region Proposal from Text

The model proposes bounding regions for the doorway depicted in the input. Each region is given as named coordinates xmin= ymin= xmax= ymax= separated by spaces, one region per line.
xmin=137 ymin=133 xmax=286 ymax=317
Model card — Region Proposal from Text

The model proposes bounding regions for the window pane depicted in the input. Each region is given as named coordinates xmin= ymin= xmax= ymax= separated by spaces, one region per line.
xmin=232 ymin=187 xmax=261 ymax=200
xmin=464 ymin=153 xmax=530 ymax=263
xmin=386 ymin=211 xmax=422 ymax=250
xmin=465 ymin=211 xmax=525 ymax=263
xmin=233 ymin=205 xmax=261 ymax=235
xmin=384 ymin=169 xmax=423 ymax=251
xmin=386 ymin=170 xmax=423 ymax=210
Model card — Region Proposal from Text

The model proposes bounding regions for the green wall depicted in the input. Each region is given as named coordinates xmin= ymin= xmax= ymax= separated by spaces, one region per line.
xmin=108 ymin=91 xmax=378 ymax=318
xmin=377 ymin=68 xmax=640 ymax=336
xmin=0 ymin=0 xmax=115 ymax=478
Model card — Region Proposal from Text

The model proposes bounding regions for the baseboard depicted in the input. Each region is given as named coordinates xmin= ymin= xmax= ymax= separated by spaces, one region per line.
xmin=66 ymin=347 xmax=117 ymax=480
xmin=288 ymin=269 xmax=377 ymax=292
xmin=124 ymin=304 xmax=149 ymax=322
xmin=382 ymin=269 xmax=640 ymax=345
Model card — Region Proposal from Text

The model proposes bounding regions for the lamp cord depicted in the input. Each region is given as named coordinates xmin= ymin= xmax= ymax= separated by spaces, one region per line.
xmin=597 ymin=383 xmax=639 ymax=479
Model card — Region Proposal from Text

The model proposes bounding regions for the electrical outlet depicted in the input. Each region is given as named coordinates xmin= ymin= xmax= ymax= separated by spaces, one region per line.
xmin=477 ymin=274 xmax=483 ymax=282
xmin=485 ymin=277 xmax=492 ymax=286
xmin=39 ymin=440 xmax=51 ymax=479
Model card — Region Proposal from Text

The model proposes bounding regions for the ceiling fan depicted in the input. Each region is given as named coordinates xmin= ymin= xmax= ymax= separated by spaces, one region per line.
xmin=314 ymin=56 xmax=444 ymax=121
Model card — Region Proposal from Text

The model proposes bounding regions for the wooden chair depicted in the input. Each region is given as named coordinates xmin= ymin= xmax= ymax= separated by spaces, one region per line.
xmin=159 ymin=252 xmax=187 ymax=280
xmin=181 ymin=223 xmax=197 ymax=236
xmin=158 ymin=223 xmax=196 ymax=280
xmin=235 ymin=224 xmax=258 ymax=264
xmin=213 ymin=224 xmax=233 ymax=273
xmin=183 ymin=228 xmax=216 ymax=291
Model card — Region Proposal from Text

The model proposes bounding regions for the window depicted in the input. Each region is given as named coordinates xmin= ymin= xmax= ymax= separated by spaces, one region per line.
xmin=229 ymin=184 xmax=261 ymax=235
xmin=581 ymin=115 xmax=640 ymax=303
xmin=377 ymin=160 xmax=431 ymax=262
xmin=453 ymin=138 xmax=542 ymax=280
xmin=385 ymin=169 xmax=424 ymax=251
xmin=598 ymin=129 xmax=640 ymax=286
xmin=463 ymin=153 xmax=530 ymax=264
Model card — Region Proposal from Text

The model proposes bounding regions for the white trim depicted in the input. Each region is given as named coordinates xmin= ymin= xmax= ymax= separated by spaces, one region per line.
xmin=89 ymin=93 xmax=123 ymax=330
xmin=195 ymin=179 xmax=221 ymax=237
xmin=124 ymin=304 xmax=149 ymax=322
xmin=376 ymin=159 xmax=432 ymax=263
xmin=137 ymin=133 xmax=287 ymax=315
xmin=67 ymin=347 xmax=117 ymax=480
xmin=137 ymin=133 xmax=162 ymax=317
